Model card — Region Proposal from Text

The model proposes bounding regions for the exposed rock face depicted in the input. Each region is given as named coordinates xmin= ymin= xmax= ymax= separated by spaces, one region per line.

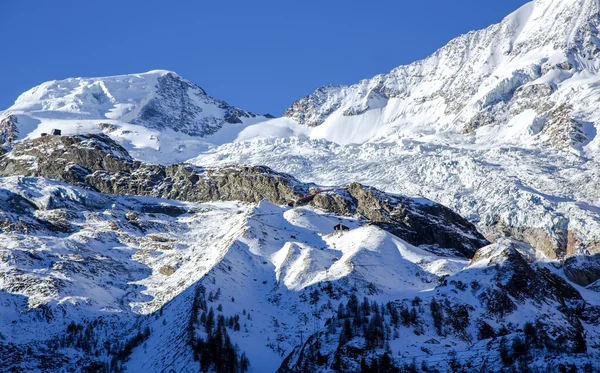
xmin=541 ymin=103 xmax=589 ymax=150
xmin=0 ymin=134 xmax=488 ymax=256
xmin=470 ymin=245 xmax=583 ymax=306
xmin=312 ymin=183 xmax=487 ymax=257
xmin=0 ymin=189 xmax=40 ymax=234
xmin=283 ymin=85 xmax=343 ymax=127
xmin=132 ymin=72 xmax=258 ymax=137
xmin=484 ymin=219 xmax=567 ymax=259
xmin=283 ymin=80 xmax=401 ymax=127
xmin=0 ymin=115 xmax=18 ymax=149
xmin=564 ymin=255 xmax=600 ymax=287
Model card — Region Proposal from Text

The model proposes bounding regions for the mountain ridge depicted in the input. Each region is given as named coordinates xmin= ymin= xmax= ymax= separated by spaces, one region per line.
xmin=0 ymin=133 xmax=488 ymax=257
xmin=282 ymin=0 xmax=600 ymax=151
xmin=2 ymin=0 xmax=599 ymax=268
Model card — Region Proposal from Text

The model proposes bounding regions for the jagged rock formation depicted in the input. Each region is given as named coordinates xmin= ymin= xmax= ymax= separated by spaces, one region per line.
xmin=0 ymin=134 xmax=487 ymax=256
xmin=0 ymin=115 xmax=18 ymax=149
xmin=541 ymin=104 xmax=588 ymax=150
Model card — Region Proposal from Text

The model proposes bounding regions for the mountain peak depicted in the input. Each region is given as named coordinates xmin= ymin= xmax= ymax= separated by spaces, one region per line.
xmin=282 ymin=0 xmax=600 ymax=152
xmin=0 ymin=70 xmax=268 ymax=162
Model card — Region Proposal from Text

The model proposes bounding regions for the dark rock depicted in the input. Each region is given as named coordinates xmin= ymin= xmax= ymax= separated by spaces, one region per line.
xmin=0 ymin=115 xmax=19 ymax=149
xmin=140 ymin=204 xmax=187 ymax=217
xmin=312 ymin=183 xmax=488 ymax=257
xmin=159 ymin=265 xmax=176 ymax=276
xmin=564 ymin=254 xmax=600 ymax=287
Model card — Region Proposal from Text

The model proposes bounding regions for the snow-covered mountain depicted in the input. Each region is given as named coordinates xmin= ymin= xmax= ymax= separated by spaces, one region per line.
xmin=3 ymin=0 xmax=600 ymax=371
xmin=0 ymin=70 xmax=269 ymax=163
xmin=0 ymin=134 xmax=598 ymax=372
xmin=282 ymin=0 xmax=600 ymax=151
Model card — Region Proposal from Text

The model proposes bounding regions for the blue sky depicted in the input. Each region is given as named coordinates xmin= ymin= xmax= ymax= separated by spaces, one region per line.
xmin=1 ymin=0 xmax=529 ymax=115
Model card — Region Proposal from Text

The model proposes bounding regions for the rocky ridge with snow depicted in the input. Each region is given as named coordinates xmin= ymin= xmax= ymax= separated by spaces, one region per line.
xmin=0 ymin=134 xmax=487 ymax=257
xmin=283 ymin=0 xmax=600 ymax=149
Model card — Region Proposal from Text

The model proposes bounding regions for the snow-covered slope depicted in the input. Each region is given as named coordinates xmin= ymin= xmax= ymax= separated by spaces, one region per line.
xmin=0 ymin=70 xmax=269 ymax=163
xmin=1 ymin=176 xmax=598 ymax=372
xmin=282 ymin=0 xmax=600 ymax=152
xmin=0 ymin=176 xmax=470 ymax=371
xmin=4 ymin=0 xmax=600 ymax=371
xmin=277 ymin=240 xmax=599 ymax=373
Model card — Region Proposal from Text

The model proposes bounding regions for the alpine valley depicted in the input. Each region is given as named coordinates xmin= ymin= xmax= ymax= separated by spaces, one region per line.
xmin=2 ymin=0 xmax=600 ymax=372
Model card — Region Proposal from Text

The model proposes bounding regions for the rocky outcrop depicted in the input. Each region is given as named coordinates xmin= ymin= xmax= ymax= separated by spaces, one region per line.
xmin=470 ymin=245 xmax=584 ymax=306
xmin=564 ymin=255 xmax=600 ymax=287
xmin=0 ymin=134 xmax=488 ymax=256
xmin=132 ymin=73 xmax=259 ymax=137
xmin=541 ymin=103 xmax=588 ymax=150
xmin=484 ymin=219 xmax=566 ymax=260
xmin=312 ymin=183 xmax=487 ymax=257
xmin=283 ymin=85 xmax=343 ymax=127
xmin=0 ymin=115 xmax=18 ymax=149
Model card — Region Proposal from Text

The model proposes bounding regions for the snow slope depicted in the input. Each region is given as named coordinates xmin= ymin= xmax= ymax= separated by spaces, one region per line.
xmin=281 ymin=0 xmax=600 ymax=152
xmin=0 ymin=177 xmax=472 ymax=372
xmin=2 ymin=176 xmax=597 ymax=372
